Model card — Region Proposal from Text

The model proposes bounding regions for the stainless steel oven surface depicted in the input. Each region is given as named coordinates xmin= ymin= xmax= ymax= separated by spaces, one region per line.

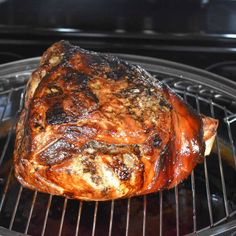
xmin=0 ymin=56 xmax=236 ymax=236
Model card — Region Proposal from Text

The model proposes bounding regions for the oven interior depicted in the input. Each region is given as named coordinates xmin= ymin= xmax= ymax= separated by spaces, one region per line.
xmin=1 ymin=1 xmax=236 ymax=235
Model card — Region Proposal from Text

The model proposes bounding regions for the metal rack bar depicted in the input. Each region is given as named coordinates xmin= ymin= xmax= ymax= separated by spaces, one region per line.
xmin=143 ymin=195 xmax=147 ymax=236
xmin=224 ymin=109 xmax=236 ymax=169
xmin=210 ymin=101 xmax=229 ymax=217
xmin=58 ymin=198 xmax=68 ymax=236
xmin=175 ymin=89 xmax=233 ymax=115
xmin=183 ymin=89 xmax=197 ymax=232
xmin=196 ymin=96 xmax=213 ymax=226
xmin=91 ymin=201 xmax=98 ymax=236
xmin=159 ymin=191 xmax=163 ymax=236
xmin=24 ymin=191 xmax=38 ymax=234
xmin=9 ymin=186 xmax=23 ymax=230
xmin=191 ymin=171 xmax=197 ymax=232
xmin=195 ymin=218 xmax=236 ymax=236
xmin=0 ymin=166 xmax=13 ymax=212
xmin=0 ymin=124 xmax=14 ymax=167
xmin=0 ymin=89 xmax=12 ymax=121
xmin=198 ymin=210 xmax=236 ymax=232
xmin=229 ymin=210 xmax=236 ymax=218
xmin=75 ymin=201 xmax=83 ymax=236
xmin=203 ymin=137 xmax=214 ymax=225
xmin=108 ymin=200 xmax=114 ymax=236
xmin=0 ymin=86 xmax=25 ymax=96
xmin=125 ymin=198 xmax=131 ymax=236
xmin=0 ymin=91 xmax=13 ymax=167
xmin=41 ymin=194 xmax=52 ymax=236
xmin=0 ymin=89 xmax=24 ymax=169
xmin=175 ymin=186 xmax=180 ymax=236
xmin=224 ymin=114 xmax=236 ymax=124
xmin=196 ymin=216 xmax=232 ymax=234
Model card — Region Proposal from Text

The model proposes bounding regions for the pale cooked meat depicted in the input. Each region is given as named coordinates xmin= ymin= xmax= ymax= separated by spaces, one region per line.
xmin=13 ymin=41 xmax=218 ymax=200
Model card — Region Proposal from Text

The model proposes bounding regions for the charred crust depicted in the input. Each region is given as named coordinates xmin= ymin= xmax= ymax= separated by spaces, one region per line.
xmin=82 ymin=53 xmax=104 ymax=67
xmin=61 ymin=68 xmax=89 ymax=88
xmin=119 ymin=87 xmax=142 ymax=97
xmin=74 ymin=72 xmax=90 ymax=87
xmin=133 ymin=145 xmax=141 ymax=158
xmin=159 ymin=98 xmax=172 ymax=110
xmin=39 ymin=139 xmax=75 ymax=165
xmin=105 ymin=68 xmax=127 ymax=80
xmin=112 ymin=158 xmax=131 ymax=181
xmin=91 ymin=175 xmax=102 ymax=185
xmin=46 ymin=104 xmax=76 ymax=125
xmin=61 ymin=40 xmax=75 ymax=52
xmin=146 ymin=142 xmax=171 ymax=191
xmin=82 ymin=159 xmax=97 ymax=175
xmin=152 ymin=134 xmax=162 ymax=148
xmin=102 ymin=56 xmax=134 ymax=81
xmin=84 ymin=89 xmax=99 ymax=103
xmin=60 ymin=41 xmax=83 ymax=63
xmin=81 ymin=156 xmax=102 ymax=185
xmin=115 ymin=166 xmax=131 ymax=180
xmin=33 ymin=121 xmax=45 ymax=131
xmin=160 ymin=144 xmax=169 ymax=162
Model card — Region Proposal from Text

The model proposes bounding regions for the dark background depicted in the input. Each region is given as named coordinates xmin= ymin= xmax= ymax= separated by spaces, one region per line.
xmin=0 ymin=0 xmax=236 ymax=80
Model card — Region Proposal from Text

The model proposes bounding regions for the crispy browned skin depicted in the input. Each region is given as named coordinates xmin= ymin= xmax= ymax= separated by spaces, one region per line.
xmin=14 ymin=41 xmax=218 ymax=200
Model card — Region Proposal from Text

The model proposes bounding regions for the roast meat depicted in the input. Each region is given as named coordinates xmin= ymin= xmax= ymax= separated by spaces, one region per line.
xmin=14 ymin=41 xmax=218 ymax=200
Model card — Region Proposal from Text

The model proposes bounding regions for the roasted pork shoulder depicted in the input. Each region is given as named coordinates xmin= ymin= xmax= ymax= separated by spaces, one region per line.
xmin=14 ymin=41 xmax=218 ymax=200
